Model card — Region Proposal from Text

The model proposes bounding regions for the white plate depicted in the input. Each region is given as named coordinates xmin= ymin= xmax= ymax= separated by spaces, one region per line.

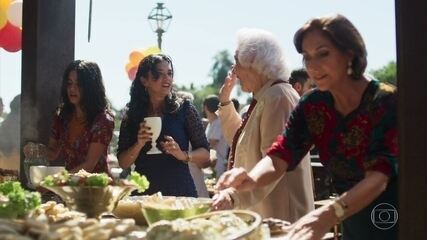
xmin=29 ymin=165 xmax=65 ymax=187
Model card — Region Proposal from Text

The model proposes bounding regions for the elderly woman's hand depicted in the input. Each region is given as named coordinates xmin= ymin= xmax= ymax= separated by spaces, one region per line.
xmin=219 ymin=70 xmax=238 ymax=104
xmin=212 ymin=188 xmax=235 ymax=211
xmin=285 ymin=205 xmax=338 ymax=240
xmin=161 ymin=135 xmax=188 ymax=161
xmin=215 ymin=167 xmax=256 ymax=191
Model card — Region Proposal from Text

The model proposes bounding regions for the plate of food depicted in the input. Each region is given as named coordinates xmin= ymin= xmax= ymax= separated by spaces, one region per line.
xmin=145 ymin=210 xmax=265 ymax=240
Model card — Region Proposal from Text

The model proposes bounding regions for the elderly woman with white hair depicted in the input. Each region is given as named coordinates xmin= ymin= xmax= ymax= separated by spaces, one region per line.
xmin=212 ymin=28 xmax=314 ymax=222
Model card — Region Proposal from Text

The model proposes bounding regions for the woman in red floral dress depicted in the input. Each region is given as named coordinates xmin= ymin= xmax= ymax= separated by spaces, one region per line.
xmin=27 ymin=60 xmax=114 ymax=174
xmin=215 ymin=14 xmax=398 ymax=240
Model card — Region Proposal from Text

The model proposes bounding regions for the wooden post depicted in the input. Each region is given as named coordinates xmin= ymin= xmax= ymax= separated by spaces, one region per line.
xmin=21 ymin=0 xmax=75 ymax=183
xmin=396 ymin=0 xmax=427 ymax=238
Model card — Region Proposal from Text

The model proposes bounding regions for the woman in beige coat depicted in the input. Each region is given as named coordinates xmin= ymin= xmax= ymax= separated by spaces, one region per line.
xmin=212 ymin=28 xmax=314 ymax=222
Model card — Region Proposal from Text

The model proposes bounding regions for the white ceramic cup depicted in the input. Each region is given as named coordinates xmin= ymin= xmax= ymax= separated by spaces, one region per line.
xmin=144 ymin=117 xmax=162 ymax=154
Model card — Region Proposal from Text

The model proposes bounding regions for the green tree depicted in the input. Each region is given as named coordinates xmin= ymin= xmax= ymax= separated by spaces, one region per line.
xmin=209 ymin=50 xmax=233 ymax=88
xmin=370 ymin=61 xmax=396 ymax=85
xmin=176 ymin=50 xmax=235 ymax=114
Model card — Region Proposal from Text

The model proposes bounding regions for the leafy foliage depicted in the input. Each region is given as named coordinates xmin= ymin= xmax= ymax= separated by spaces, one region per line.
xmin=176 ymin=50 xmax=233 ymax=112
xmin=209 ymin=50 xmax=233 ymax=88
xmin=0 ymin=181 xmax=41 ymax=218
xmin=87 ymin=173 xmax=110 ymax=186
xmin=370 ymin=61 xmax=396 ymax=85
xmin=128 ymin=171 xmax=150 ymax=193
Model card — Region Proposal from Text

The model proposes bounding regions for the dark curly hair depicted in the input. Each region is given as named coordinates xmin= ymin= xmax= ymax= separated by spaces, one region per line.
xmin=294 ymin=14 xmax=367 ymax=80
xmin=289 ymin=68 xmax=309 ymax=86
xmin=59 ymin=60 xmax=110 ymax=127
xmin=125 ymin=54 xmax=180 ymax=128
xmin=203 ymin=95 xmax=219 ymax=113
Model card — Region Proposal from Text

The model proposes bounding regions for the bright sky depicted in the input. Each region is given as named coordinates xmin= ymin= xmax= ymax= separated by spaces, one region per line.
xmin=0 ymin=0 xmax=395 ymax=112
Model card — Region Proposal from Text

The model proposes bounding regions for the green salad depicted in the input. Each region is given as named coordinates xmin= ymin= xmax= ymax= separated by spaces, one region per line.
xmin=41 ymin=170 xmax=150 ymax=193
xmin=0 ymin=181 xmax=41 ymax=219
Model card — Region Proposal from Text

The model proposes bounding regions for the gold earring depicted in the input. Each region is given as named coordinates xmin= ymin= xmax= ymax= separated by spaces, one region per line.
xmin=347 ymin=61 xmax=353 ymax=76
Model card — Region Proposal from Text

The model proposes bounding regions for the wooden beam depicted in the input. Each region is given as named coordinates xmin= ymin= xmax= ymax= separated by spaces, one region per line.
xmin=396 ymin=0 xmax=427 ymax=238
xmin=21 ymin=0 xmax=75 ymax=183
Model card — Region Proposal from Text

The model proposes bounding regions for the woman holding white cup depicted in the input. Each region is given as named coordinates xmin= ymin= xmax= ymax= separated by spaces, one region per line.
xmin=118 ymin=54 xmax=210 ymax=197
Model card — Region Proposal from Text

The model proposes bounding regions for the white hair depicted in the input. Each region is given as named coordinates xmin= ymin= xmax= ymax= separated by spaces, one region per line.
xmin=236 ymin=28 xmax=290 ymax=82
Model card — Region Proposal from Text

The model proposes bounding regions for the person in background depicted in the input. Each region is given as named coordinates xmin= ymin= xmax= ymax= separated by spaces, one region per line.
xmin=203 ymin=95 xmax=229 ymax=178
xmin=177 ymin=90 xmax=210 ymax=198
xmin=212 ymin=28 xmax=314 ymax=222
xmin=0 ymin=95 xmax=20 ymax=155
xmin=24 ymin=60 xmax=114 ymax=174
xmin=289 ymin=68 xmax=316 ymax=96
xmin=216 ymin=14 xmax=398 ymax=240
xmin=0 ymin=95 xmax=21 ymax=171
xmin=0 ymin=97 xmax=4 ymax=124
xmin=117 ymin=54 xmax=210 ymax=197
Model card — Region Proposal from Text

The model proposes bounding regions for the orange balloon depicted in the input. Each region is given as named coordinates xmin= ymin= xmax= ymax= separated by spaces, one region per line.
xmin=0 ymin=10 xmax=7 ymax=29
xmin=128 ymin=66 xmax=138 ymax=81
xmin=129 ymin=50 xmax=144 ymax=65
xmin=0 ymin=0 xmax=11 ymax=12
xmin=125 ymin=62 xmax=134 ymax=72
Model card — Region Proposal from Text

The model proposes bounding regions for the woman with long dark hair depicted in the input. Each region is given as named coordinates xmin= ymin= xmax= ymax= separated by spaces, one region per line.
xmin=117 ymin=54 xmax=210 ymax=197
xmin=25 ymin=60 xmax=114 ymax=174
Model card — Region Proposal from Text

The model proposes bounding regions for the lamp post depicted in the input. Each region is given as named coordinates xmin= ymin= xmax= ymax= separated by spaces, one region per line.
xmin=148 ymin=3 xmax=172 ymax=50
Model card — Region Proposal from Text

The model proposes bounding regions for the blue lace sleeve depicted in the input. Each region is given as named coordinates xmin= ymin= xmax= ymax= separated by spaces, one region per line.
xmin=117 ymin=109 xmax=136 ymax=156
xmin=184 ymin=101 xmax=209 ymax=150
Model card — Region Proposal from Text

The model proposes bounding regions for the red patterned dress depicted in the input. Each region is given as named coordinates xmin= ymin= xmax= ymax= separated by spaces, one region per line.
xmin=51 ymin=111 xmax=114 ymax=173
xmin=268 ymin=80 xmax=398 ymax=239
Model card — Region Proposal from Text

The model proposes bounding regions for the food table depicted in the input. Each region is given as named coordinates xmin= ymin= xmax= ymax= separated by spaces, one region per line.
xmin=1 ymin=169 xmax=323 ymax=240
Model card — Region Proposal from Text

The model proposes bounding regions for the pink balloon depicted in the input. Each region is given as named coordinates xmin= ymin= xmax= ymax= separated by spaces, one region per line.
xmin=0 ymin=21 xmax=21 ymax=52
xmin=128 ymin=66 xmax=138 ymax=81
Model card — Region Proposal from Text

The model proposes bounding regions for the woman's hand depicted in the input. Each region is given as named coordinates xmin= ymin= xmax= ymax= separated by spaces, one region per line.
xmin=219 ymin=70 xmax=238 ymax=104
xmin=161 ymin=136 xmax=187 ymax=161
xmin=215 ymin=167 xmax=256 ymax=192
xmin=212 ymin=188 xmax=235 ymax=211
xmin=137 ymin=121 xmax=153 ymax=147
xmin=285 ymin=205 xmax=338 ymax=240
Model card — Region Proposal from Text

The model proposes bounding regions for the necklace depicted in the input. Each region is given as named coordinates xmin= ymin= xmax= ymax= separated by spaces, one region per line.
xmin=149 ymin=104 xmax=163 ymax=116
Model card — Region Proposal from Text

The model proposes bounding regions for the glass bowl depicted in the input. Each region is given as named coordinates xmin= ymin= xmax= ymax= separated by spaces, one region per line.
xmin=42 ymin=185 xmax=136 ymax=218
xmin=141 ymin=196 xmax=212 ymax=225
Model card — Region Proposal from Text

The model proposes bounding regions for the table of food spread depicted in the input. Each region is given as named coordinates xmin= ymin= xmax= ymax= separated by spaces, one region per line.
xmin=0 ymin=169 xmax=292 ymax=240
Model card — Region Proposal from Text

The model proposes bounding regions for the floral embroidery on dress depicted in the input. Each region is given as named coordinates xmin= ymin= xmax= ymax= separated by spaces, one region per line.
xmin=51 ymin=111 xmax=114 ymax=173
xmin=268 ymin=80 xmax=398 ymax=193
